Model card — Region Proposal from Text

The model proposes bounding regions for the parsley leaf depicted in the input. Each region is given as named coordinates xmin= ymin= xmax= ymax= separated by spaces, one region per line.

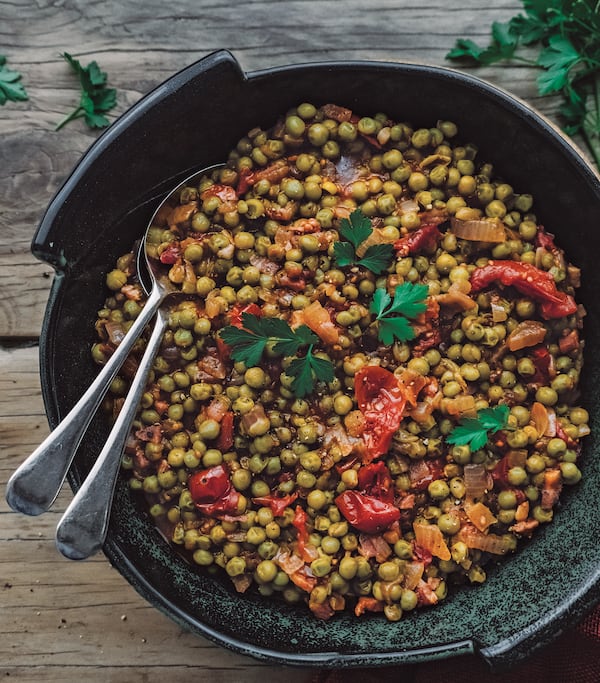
xmin=446 ymin=0 xmax=600 ymax=168
xmin=339 ymin=209 xmax=373 ymax=248
xmin=357 ymin=243 xmax=395 ymax=274
xmin=56 ymin=52 xmax=117 ymax=131
xmin=332 ymin=241 xmax=356 ymax=268
xmin=333 ymin=209 xmax=394 ymax=275
xmin=537 ymin=34 xmax=581 ymax=94
xmin=0 ymin=55 xmax=28 ymax=105
xmin=446 ymin=404 xmax=511 ymax=451
xmin=219 ymin=313 xmax=334 ymax=398
xmin=287 ymin=350 xmax=335 ymax=398
xmin=370 ymin=282 xmax=429 ymax=345
xmin=219 ymin=324 xmax=268 ymax=368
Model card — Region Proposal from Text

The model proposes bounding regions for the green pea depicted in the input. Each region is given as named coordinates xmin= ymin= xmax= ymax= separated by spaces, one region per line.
xmin=296 ymin=468 xmax=316 ymax=488
xmin=244 ymin=366 xmax=267 ymax=389
xmin=547 ymin=437 xmax=567 ymax=457
xmin=299 ymin=450 xmax=321 ymax=472
xmin=401 ymin=589 xmax=418 ymax=611
xmin=338 ymin=556 xmax=358 ymax=580
xmin=310 ymin=556 xmax=331 ymax=577
xmin=357 ymin=117 xmax=378 ymax=135
xmin=322 ymin=140 xmax=340 ymax=159
xmin=254 ymin=559 xmax=277 ymax=584
xmin=507 ymin=466 xmax=528 ymax=486
xmin=106 ymin=269 xmax=127 ymax=291
xmin=438 ymin=513 xmax=460 ymax=535
xmin=321 ymin=536 xmax=341 ymax=554
xmin=285 ymin=115 xmax=306 ymax=137
xmin=306 ymin=489 xmax=327 ymax=510
xmin=533 ymin=505 xmax=554 ymax=523
xmin=428 ymin=480 xmax=450 ymax=500
xmin=308 ymin=122 xmax=329 ymax=146
xmin=560 ymin=461 xmax=582 ymax=484
xmin=536 ymin=386 xmax=559 ymax=406
xmin=407 ymin=357 xmax=430 ymax=376
xmin=198 ymin=419 xmax=220 ymax=441
xmin=498 ymin=490 xmax=518 ymax=509
xmin=378 ymin=561 xmax=400 ymax=582
xmin=232 ymin=468 xmax=252 ymax=491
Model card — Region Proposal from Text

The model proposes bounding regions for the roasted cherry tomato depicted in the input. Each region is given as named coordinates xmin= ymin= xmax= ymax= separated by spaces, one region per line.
xmin=470 ymin=260 xmax=577 ymax=319
xmin=335 ymin=490 xmax=400 ymax=534
xmin=188 ymin=464 xmax=239 ymax=516
xmin=354 ymin=365 xmax=407 ymax=460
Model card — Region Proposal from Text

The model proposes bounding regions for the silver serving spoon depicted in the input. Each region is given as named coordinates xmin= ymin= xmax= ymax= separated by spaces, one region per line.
xmin=54 ymin=305 xmax=169 ymax=559
xmin=5 ymin=165 xmax=221 ymax=517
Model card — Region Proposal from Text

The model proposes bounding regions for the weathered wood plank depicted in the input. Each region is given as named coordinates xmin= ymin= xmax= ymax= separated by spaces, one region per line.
xmin=0 ymin=345 xmax=312 ymax=681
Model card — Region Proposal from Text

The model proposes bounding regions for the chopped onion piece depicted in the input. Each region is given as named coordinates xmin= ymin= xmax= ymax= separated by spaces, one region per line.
xmin=545 ymin=408 xmax=557 ymax=437
xmin=413 ymin=521 xmax=451 ymax=560
xmin=466 ymin=501 xmax=497 ymax=532
xmin=459 ymin=525 xmax=514 ymax=555
xmin=450 ymin=216 xmax=506 ymax=243
xmin=463 ymin=463 xmax=490 ymax=500
xmin=531 ymin=401 xmax=550 ymax=438
xmin=403 ymin=561 xmax=425 ymax=590
xmin=398 ymin=198 xmax=419 ymax=214
xmin=491 ymin=299 xmax=507 ymax=323
xmin=105 ymin=321 xmax=126 ymax=346
xmin=507 ymin=320 xmax=547 ymax=351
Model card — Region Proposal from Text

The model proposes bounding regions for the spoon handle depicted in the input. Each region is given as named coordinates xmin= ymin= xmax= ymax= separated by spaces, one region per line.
xmin=5 ymin=285 xmax=163 ymax=516
xmin=55 ymin=309 xmax=168 ymax=560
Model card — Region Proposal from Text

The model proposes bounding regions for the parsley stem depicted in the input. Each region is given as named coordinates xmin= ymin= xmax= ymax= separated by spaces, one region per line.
xmin=55 ymin=106 xmax=85 ymax=131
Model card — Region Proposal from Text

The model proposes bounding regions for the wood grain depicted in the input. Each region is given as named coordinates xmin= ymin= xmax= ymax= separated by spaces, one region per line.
xmin=1 ymin=1 xmax=593 ymax=681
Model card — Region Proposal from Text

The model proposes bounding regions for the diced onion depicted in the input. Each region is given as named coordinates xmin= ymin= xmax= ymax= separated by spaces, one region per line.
xmin=466 ymin=501 xmax=497 ymax=532
xmin=507 ymin=320 xmax=547 ymax=351
xmin=459 ymin=526 xmax=514 ymax=555
xmin=545 ymin=408 xmax=557 ymax=437
xmin=491 ymin=299 xmax=507 ymax=323
xmin=413 ymin=522 xmax=451 ymax=560
xmin=463 ymin=463 xmax=490 ymax=500
xmin=450 ymin=216 xmax=506 ymax=243
xmin=531 ymin=401 xmax=550 ymax=438
xmin=301 ymin=300 xmax=340 ymax=345
xmin=105 ymin=321 xmax=126 ymax=346
xmin=398 ymin=198 xmax=419 ymax=214
xmin=403 ymin=561 xmax=425 ymax=590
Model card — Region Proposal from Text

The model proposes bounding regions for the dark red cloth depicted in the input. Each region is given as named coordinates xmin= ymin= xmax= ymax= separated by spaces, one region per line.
xmin=311 ymin=604 xmax=600 ymax=682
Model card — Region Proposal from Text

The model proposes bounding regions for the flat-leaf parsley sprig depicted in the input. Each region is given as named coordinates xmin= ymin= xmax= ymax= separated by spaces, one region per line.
xmin=56 ymin=52 xmax=117 ymax=131
xmin=369 ymin=282 xmax=429 ymax=344
xmin=219 ymin=313 xmax=335 ymax=398
xmin=446 ymin=0 xmax=600 ymax=168
xmin=0 ymin=55 xmax=28 ymax=105
xmin=446 ymin=404 xmax=512 ymax=451
xmin=333 ymin=209 xmax=394 ymax=275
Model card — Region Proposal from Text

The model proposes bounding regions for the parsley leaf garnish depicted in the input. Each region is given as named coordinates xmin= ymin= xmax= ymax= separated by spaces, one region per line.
xmin=56 ymin=52 xmax=117 ymax=131
xmin=370 ymin=282 xmax=429 ymax=345
xmin=0 ymin=55 xmax=28 ymax=104
xmin=333 ymin=209 xmax=394 ymax=275
xmin=446 ymin=0 xmax=600 ymax=168
xmin=287 ymin=352 xmax=335 ymax=398
xmin=220 ymin=313 xmax=335 ymax=398
xmin=446 ymin=405 xmax=511 ymax=451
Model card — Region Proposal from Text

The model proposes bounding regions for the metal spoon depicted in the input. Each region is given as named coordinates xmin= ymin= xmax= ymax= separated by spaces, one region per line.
xmin=54 ymin=305 xmax=169 ymax=559
xmin=5 ymin=165 xmax=221 ymax=516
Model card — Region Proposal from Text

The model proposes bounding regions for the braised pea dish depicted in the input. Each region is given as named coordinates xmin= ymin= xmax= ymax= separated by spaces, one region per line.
xmin=94 ymin=103 xmax=588 ymax=622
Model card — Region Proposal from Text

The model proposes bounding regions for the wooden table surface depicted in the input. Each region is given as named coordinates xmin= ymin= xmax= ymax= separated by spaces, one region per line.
xmin=1 ymin=1 xmax=595 ymax=681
